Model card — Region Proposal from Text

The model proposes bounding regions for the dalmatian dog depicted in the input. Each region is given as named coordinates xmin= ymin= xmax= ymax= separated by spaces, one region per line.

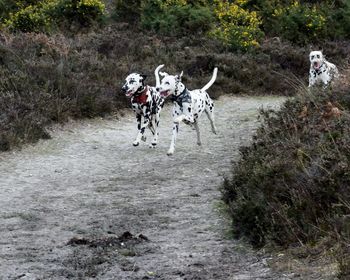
xmin=156 ymin=66 xmax=218 ymax=156
xmin=309 ymin=50 xmax=339 ymax=87
xmin=121 ymin=64 xmax=165 ymax=147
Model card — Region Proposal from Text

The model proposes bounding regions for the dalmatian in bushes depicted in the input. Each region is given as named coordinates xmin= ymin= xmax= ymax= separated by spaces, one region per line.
xmin=156 ymin=66 xmax=218 ymax=156
xmin=309 ymin=50 xmax=339 ymax=88
xmin=121 ymin=64 xmax=165 ymax=147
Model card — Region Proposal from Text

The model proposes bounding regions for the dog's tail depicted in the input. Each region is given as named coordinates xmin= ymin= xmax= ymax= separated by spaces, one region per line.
xmin=155 ymin=64 xmax=164 ymax=87
xmin=201 ymin=67 xmax=218 ymax=92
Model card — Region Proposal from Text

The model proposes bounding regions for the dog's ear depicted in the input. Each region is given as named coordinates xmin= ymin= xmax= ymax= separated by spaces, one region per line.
xmin=159 ymin=71 xmax=169 ymax=77
xmin=141 ymin=74 xmax=147 ymax=81
xmin=176 ymin=71 xmax=183 ymax=81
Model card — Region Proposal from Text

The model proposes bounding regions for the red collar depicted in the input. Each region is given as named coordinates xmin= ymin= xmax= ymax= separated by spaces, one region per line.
xmin=133 ymin=86 xmax=149 ymax=104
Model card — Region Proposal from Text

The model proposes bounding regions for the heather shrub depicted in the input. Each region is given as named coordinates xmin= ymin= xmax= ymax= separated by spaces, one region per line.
xmin=0 ymin=31 xmax=127 ymax=150
xmin=222 ymin=85 xmax=350 ymax=274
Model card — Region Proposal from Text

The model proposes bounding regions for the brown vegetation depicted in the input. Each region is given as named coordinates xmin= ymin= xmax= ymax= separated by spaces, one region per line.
xmin=222 ymin=80 xmax=350 ymax=278
xmin=1 ymin=23 xmax=349 ymax=151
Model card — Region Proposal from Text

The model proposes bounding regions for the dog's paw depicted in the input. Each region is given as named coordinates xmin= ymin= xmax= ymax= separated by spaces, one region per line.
xmin=197 ymin=141 xmax=202 ymax=146
xmin=149 ymin=143 xmax=157 ymax=148
xmin=167 ymin=149 xmax=174 ymax=156
xmin=132 ymin=141 xmax=139 ymax=146
xmin=174 ymin=116 xmax=183 ymax=124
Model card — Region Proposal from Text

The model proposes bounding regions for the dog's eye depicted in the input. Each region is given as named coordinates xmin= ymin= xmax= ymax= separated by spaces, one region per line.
xmin=311 ymin=55 xmax=314 ymax=59
xmin=165 ymin=82 xmax=170 ymax=85
xmin=317 ymin=55 xmax=320 ymax=58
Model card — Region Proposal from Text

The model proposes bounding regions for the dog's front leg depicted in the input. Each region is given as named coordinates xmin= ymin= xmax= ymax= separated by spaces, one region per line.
xmin=133 ymin=114 xmax=150 ymax=146
xmin=150 ymin=113 xmax=160 ymax=148
xmin=167 ymin=123 xmax=179 ymax=156
xmin=174 ymin=103 xmax=194 ymax=124
xmin=308 ymin=72 xmax=316 ymax=87
xmin=133 ymin=114 xmax=142 ymax=146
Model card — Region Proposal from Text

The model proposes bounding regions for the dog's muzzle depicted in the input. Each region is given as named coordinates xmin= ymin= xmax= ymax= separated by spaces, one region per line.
xmin=157 ymin=88 xmax=170 ymax=98
xmin=313 ymin=61 xmax=321 ymax=70
xmin=122 ymin=86 xmax=133 ymax=97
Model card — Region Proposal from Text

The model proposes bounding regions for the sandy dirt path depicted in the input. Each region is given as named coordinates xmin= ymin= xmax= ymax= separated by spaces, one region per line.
xmin=0 ymin=96 xmax=291 ymax=280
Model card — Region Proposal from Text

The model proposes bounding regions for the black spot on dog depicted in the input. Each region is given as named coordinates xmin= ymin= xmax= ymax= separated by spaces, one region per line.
xmin=188 ymin=108 xmax=191 ymax=112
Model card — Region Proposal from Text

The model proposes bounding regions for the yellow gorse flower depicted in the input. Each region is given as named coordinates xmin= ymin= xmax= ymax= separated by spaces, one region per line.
xmin=211 ymin=0 xmax=263 ymax=50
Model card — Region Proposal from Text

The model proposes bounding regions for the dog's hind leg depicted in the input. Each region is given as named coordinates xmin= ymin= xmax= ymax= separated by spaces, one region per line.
xmin=193 ymin=121 xmax=201 ymax=146
xmin=205 ymin=98 xmax=217 ymax=134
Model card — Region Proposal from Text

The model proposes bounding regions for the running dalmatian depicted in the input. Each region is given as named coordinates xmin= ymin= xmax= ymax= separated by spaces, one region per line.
xmin=309 ymin=50 xmax=339 ymax=88
xmin=121 ymin=65 xmax=165 ymax=148
xmin=156 ymin=66 xmax=218 ymax=156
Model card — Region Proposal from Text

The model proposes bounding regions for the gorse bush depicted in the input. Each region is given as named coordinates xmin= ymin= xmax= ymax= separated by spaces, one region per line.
xmin=4 ymin=3 xmax=53 ymax=33
xmin=2 ymin=0 xmax=105 ymax=32
xmin=210 ymin=0 xmax=263 ymax=51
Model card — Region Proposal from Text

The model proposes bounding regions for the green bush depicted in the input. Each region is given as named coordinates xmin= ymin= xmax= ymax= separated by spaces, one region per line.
xmin=323 ymin=0 xmax=350 ymax=40
xmin=53 ymin=0 xmax=106 ymax=27
xmin=243 ymin=0 xmax=350 ymax=44
xmin=140 ymin=0 xmax=214 ymax=35
xmin=113 ymin=0 xmax=142 ymax=23
xmin=269 ymin=1 xmax=327 ymax=45
xmin=0 ymin=0 xmax=17 ymax=23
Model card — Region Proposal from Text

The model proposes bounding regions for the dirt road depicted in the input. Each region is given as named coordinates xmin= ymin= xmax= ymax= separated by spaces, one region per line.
xmin=0 ymin=96 xmax=290 ymax=280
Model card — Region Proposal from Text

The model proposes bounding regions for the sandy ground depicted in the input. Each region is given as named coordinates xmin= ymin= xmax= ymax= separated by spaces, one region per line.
xmin=0 ymin=96 xmax=329 ymax=280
